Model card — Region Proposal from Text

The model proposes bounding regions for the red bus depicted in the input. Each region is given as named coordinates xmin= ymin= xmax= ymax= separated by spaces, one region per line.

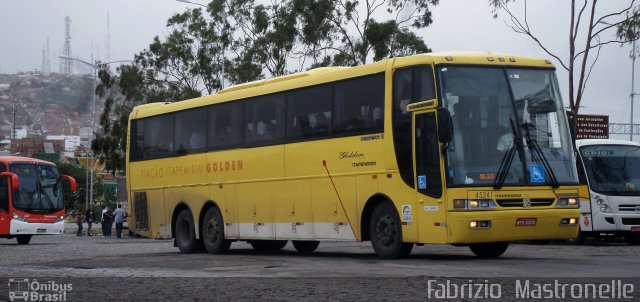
xmin=0 ymin=157 xmax=76 ymax=245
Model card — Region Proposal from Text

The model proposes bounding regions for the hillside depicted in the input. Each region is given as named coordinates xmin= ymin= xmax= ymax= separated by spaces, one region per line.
xmin=0 ymin=72 xmax=100 ymax=139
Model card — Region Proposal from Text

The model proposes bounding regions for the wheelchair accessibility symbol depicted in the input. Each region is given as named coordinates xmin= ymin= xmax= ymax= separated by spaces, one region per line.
xmin=529 ymin=165 xmax=545 ymax=183
xmin=418 ymin=175 xmax=427 ymax=189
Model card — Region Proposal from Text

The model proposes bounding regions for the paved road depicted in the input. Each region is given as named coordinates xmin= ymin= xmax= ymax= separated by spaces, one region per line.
xmin=1 ymin=234 xmax=638 ymax=301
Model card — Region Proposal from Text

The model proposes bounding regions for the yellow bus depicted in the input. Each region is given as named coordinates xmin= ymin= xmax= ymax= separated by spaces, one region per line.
xmin=126 ymin=52 xmax=580 ymax=259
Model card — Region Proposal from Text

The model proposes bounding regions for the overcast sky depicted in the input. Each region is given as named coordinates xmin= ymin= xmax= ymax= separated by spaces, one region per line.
xmin=0 ymin=0 xmax=635 ymax=139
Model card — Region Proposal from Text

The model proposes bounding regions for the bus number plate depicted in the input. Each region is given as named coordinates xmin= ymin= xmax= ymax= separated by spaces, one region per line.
xmin=632 ymin=227 xmax=640 ymax=233
xmin=37 ymin=229 xmax=46 ymax=233
xmin=515 ymin=218 xmax=537 ymax=226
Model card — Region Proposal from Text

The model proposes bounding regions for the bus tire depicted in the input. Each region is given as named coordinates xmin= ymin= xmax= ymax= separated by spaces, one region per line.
xmin=469 ymin=242 xmax=509 ymax=258
xmin=625 ymin=234 xmax=640 ymax=245
xmin=567 ymin=231 xmax=586 ymax=245
xmin=292 ymin=240 xmax=320 ymax=253
xmin=202 ymin=207 xmax=231 ymax=254
xmin=175 ymin=210 xmax=199 ymax=253
xmin=370 ymin=202 xmax=413 ymax=259
xmin=16 ymin=235 xmax=31 ymax=245
xmin=249 ymin=240 xmax=287 ymax=251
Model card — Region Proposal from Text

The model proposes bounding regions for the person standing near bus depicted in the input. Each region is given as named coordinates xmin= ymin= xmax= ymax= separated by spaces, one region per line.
xmin=85 ymin=207 xmax=94 ymax=236
xmin=113 ymin=204 xmax=127 ymax=239
xmin=101 ymin=205 xmax=113 ymax=237
xmin=75 ymin=210 xmax=83 ymax=236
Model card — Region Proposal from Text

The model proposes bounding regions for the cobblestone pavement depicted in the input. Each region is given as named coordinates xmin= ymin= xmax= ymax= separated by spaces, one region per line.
xmin=0 ymin=234 xmax=639 ymax=301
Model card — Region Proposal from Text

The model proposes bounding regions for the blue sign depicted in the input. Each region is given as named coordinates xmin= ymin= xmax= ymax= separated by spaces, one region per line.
xmin=529 ymin=165 xmax=545 ymax=183
xmin=418 ymin=175 xmax=427 ymax=189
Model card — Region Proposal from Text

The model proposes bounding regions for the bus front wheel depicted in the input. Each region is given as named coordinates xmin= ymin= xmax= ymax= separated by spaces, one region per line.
xmin=469 ymin=242 xmax=509 ymax=258
xmin=292 ymin=240 xmax=320 ymax=253
xmin=370 ymin=202 xmax=413 ymax=259
xmin=175 ymin=210 xmax=200 ymax=253
xmin=16 ymin=235 xmax=31 ymax=245
xmin=202 ymin=207 xmax=231 ymax=254
xmin=625 ymin=234 xmax=640 ymax=245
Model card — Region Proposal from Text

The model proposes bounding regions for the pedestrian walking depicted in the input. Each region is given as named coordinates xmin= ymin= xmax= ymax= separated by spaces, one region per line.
xmin=113 ymin=204 xmax=127 ymax=239
xmin=75 ymin=210 xmax=83 ymax=236
xmin=86 ymin=207 xmax=94 ymax=236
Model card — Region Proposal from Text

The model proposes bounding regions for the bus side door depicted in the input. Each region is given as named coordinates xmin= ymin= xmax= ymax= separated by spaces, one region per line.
xmin=414 ymin=111 xmax=448 ymax=243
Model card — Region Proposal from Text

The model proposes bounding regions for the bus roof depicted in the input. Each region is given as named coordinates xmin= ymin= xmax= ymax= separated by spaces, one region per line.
xmin=576 ymin=139 xmax=640 ymax=148
xmin=0 ymin=156 xmax=57 ymax=166
xmin=131 ymin=51 xmax=555 ymax=120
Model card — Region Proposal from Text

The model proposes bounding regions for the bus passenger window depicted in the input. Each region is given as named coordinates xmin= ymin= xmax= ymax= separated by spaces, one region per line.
xmin=287 ymin=85 xmax=332 ymax=140
xmin=209 ymin=102 xmax=244 ymax=149
xmin=174 ymin=108 xmax=207 ymax=155
xmin=246 ymin=94 xmax=285 ymax=145
xmin=333 ymin=74 xmax=384 ymax=136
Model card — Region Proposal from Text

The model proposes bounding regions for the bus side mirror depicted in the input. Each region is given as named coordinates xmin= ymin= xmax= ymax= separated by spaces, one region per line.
xmin=0 ymin=172 xmax=19 ymax=191
xmin=437 ymin=107 xmax=453 ymax=144
xmin=61 ymin=175 xmax=77 ymax=193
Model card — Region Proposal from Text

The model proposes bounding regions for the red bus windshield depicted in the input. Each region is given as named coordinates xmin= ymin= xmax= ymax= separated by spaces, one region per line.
xmin=10 ymin=164 xmax=64 ymax=213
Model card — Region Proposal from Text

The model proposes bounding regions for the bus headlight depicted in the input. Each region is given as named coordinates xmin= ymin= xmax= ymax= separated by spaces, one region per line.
xmin=595 ymin=198 xmax=611 ymax=213
xmin=57 ymin=215 xmax=65 ymax=222
xmin=12 ymin=213 xmax=26 ymax=222
xmin=556 ymin=197 xmax=579 ymax=208
xmin=560 ymin=217 xmax=578 ymax=226
xmin=453 ymin=199 xmax=497 ymax=210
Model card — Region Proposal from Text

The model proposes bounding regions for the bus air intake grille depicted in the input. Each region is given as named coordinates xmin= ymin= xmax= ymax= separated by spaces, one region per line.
xmin=622 ymin=218 xmax=640 ymax=225
xmin=496 ymin=199 xmax=554 ymax=207
xmin=619 ymin=205 xmax=640 ymax=212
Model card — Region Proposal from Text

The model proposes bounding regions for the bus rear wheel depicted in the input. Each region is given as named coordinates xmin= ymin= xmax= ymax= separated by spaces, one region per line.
xmin=16 ymin=235 xmax=31 ymax=245
xmin=370 ymin=202 xmax=413 ymax=259
xmin=292 ymin=240 xmax=320 ymax=253
xmin=202 ymin=207 xmax=231 ymax=254
xmin=175 ymin=210 xmax=200 ymax=253
xmin=469 ymin=242 xmax=509 ymax=258
xmin=249 ymin=240 xmax=287 ymax=251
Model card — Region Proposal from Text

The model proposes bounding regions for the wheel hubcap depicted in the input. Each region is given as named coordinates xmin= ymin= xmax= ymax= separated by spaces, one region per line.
xmin=376 ymin=214 xmax=395 ymax=246
xmin=206 ymin=217 xmax=220 ymax=243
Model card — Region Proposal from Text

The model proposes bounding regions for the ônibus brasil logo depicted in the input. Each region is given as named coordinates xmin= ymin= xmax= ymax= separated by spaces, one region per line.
xmin=8 ymin=278 xmax=72 ymax=301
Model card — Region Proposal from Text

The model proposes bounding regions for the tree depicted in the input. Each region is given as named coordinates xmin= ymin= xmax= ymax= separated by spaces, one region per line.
xmin=489 ymin=0 xmax=640 ymax=140
xmin=93 ymin=0 xmax=439 ymax=173
xmin=56 ymin=161 xmax=103 ymax=212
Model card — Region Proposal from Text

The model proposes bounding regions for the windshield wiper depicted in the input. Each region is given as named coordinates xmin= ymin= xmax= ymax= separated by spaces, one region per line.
xmin=521 ymin=122 xmax=559 ymax=188
xmin=494 ymin=118 xmax=520 ymax=189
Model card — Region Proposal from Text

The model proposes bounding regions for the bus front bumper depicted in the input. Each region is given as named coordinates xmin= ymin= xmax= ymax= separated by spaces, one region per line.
xmin=448 ymin=209 xmax=579 ymax=244
xmin=10 ymin=219 xmax=64 ymax=235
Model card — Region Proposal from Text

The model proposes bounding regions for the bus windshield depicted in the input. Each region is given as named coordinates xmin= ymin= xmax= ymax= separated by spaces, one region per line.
xmin=580 ymin=145 xmax=640 ymax=196
xmin=439 ymin=66 xmax=577 ymax=187
xmin=10 ymin=164 xmax=64 ymax=212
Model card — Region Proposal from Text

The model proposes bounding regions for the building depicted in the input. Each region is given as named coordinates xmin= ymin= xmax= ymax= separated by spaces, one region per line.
xmin=10 ymin=136 xmax=64 ymax=158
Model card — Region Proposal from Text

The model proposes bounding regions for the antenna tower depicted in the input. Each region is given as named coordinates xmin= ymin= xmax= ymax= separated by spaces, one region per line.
xmin=46 ymin=36 xmax=51 ymax=74
xmin=106 ymin=13 xmax=111 ymax=63
xmin=62 ymin=15 xmax=72 ymax=76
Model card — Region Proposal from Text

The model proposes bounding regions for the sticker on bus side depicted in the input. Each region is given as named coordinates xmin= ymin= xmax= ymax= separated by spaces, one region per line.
xmin=401 ymin=205 xmax=412 ymax=225
xmin=418 ymin=175 xmax=427 ymax=189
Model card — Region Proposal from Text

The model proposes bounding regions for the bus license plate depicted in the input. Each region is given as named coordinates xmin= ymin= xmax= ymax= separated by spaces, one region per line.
xmin=632 ymin=227 xmax=640 ymax=233
xmin=37 ymin=229 xmax=46 ymax=233
xmin=516 ymin=218 xmax=537 ymax=226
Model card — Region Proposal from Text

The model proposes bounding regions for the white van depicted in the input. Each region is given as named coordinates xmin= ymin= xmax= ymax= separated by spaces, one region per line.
xmin=574 ymin=139 xmax=640 ymax=244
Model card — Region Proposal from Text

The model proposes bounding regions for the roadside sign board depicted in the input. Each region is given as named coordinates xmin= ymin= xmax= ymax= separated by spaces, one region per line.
xmin=575 ymin=114 xmax=609 ymax=139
